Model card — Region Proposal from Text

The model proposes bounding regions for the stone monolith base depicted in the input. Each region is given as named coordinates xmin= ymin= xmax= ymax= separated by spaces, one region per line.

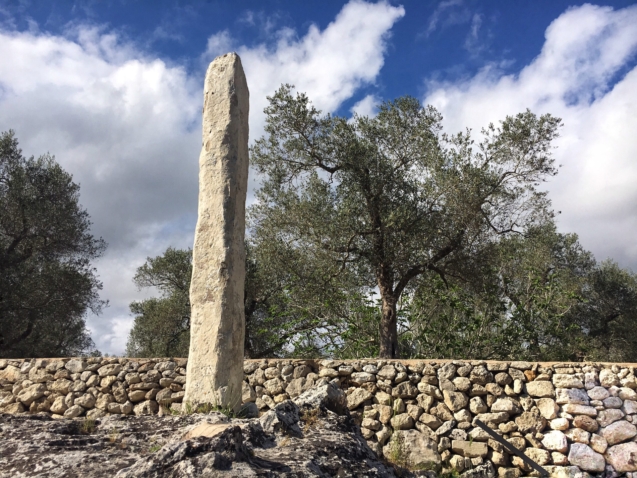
xmin=184 ymin=53 xmax=249 ymax=412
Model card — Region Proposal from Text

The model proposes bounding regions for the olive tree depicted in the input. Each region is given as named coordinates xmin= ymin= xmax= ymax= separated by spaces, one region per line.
xmin=250 ymin=85 xmax=561 ymax=358
xmin=0 ymin=130 xmax=106 ymax=358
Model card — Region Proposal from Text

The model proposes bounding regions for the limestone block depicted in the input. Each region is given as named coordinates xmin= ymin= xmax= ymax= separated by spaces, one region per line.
xmin=97 ymin=364 xmax=122 ymax=377
xmin=597 ymin=408 xmax=625 ymax=427
xmin=407 ymin=404 xmax=423 ymax=421
xmin=382 ymin=430 xmax=441 ymax=469
xmin=552 ymin=374 xmax=584 ymax=389
xmin=525 ymin=380 xmax=555 ymax=398
xmin=568 ymin=443 xmax=605 ymax=472
xmin=185 ymin=53 xmax=249 ymax=413
xmin=49 ymin=379 xmax=72 ymax=395
xmin=16 ymin=383 xmax=46 ymax=406
xmin=242 ymin=381 xmax=256 ymax=403
xmin=514 ymin=411 xmax=546 ymax=434
xmin=491 ymin=397 xmax=521 ymax=414
xmin=392 ymin=381 xmax=418 ymax=399
xmin=419 ymin=413 xmax=443 ymax=430
xmin=600 ymin=369 xmax=620 ymax=387
xmin=155 ymin=388 xmax=173 ymax=405
xmin=605 ymin=442 xmax=637 ymax=472
xmin=347 ymin=388 xmax=373 ymax=410
xmin=133 ymin=400 xmax=159 ymax=416
xmin=590 ymin=433 xmax=607 ymax=454
xmin=391 ymin=413 xmax=413 ymax=430
xmin=603 ymin=396 xmax=623 ymax=409
xmin=443 ymin=390 xmax=468 ymax=412
xmin=64 ymin=359 xmax=86 ymax=374
xmin=377 ymin=365 xmax=396 ymax=380
xmin=562 ymin=403 xmax=597 ymax=416
xmin=451 ymin=439 xmax=488 ymax=458
xmin=96 ymin=393 xmax=115 ymax=410
xmin=542 ymin=430 xmax=568 ymax=452
xmin=601 ymin=420 xmax=637 ymax=445
xmin=565 ymin=427 xmax=590 ymax=444
xmin=573 ymin=414 xmax=599 ymax=432
xmin=28 ymin=368 xmax=54 ymax=383
xmin=470 ymin=396 xmax=487 ymax=414
xmin=86 ymin=408 xmax=106 ymax=419
xmin=537 ymin=398 xmax=559 ymax=419
xmin=63 ymin=405 xmax=84 ymax=418
xmin=74 ymin=393 xmax=96 ymax=409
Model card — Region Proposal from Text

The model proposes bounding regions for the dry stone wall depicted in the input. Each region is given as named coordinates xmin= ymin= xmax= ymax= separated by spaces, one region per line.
xmin=2 ymin=357 xmax=637 ymax=477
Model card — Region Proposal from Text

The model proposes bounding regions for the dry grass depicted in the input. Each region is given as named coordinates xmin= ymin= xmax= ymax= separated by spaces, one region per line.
xmin=300 ymin=407 xmax=320 ymax=433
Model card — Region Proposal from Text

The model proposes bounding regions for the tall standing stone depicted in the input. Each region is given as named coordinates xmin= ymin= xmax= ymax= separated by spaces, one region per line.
xmin=184 ymin=53 xmax=249 ymax=412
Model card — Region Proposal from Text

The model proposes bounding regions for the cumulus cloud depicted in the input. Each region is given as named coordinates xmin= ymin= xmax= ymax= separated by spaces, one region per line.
xmin=0 ymin=0 xmax=404 ymax=354
xmin=208 ymin=0 xmax=406 ymax=142
xmin=423 ymin=3 xmax=637 ymax=271
xmin=350 ymin=94 xmax=381 ymax=118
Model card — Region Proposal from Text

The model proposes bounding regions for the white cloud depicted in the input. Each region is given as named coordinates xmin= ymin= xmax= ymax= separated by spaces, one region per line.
xmin=202 ymin=30 xmax=234 ymax=62
xmin=423 ymin=3 xmax=637 ymax=271
xmin=351 ymin=94 xmax=381 ymax=118
xmin=204 ymin=0 xmax=405 ymax=142
xmin=0 ymin=0 xmax=403 ymax=354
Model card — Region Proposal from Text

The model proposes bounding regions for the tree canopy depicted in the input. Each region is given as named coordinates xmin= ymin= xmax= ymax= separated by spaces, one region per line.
xmin=125 ymin=86 xmax=637 ymax=362
xmin=0 ymin=130 xmax=106 ymax=358
xmin=249 ymin=85 xmax=562 ymax=358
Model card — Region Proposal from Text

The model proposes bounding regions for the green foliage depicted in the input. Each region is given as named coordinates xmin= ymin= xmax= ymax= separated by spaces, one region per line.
xmin=249 ymin=85 xmax=561 ymax=358
xmin=125 ymin=242 xmax=331 ymax=359
xmin=0 ymin=130 xmax=106 ymax=358
xmin=125 ymin=247 xmax=191 ymax=358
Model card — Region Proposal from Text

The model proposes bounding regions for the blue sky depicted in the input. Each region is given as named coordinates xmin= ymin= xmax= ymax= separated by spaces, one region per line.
xmin=1 ymin=0 xmax=636 ymax=355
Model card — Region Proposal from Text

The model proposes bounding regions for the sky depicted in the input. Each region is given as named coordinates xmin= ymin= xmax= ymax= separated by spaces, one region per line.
xmin=1 ymin=0 xmax=636 ymax=355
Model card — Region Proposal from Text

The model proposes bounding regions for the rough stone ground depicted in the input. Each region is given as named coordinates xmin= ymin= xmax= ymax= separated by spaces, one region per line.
xmin=0 ymin=384 xmax=434 ymax=478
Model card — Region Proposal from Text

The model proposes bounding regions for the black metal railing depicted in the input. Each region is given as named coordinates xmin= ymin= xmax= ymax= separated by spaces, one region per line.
xmin=474 ymin=419 xmax=549 ymax=477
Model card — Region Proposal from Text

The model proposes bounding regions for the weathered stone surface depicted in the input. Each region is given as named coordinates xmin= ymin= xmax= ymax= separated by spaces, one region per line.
xmin=383 ymin=429 xmax=441 ymax=470
xmin=573 ymin=414 xmax=598 ymax=432
xmin=470 ymin=396 xmax=487 ymax=414
xmin=491 ymin=398 xmax=520 ymax=414
xmin=590 ymin=433 xmax=607 ymax=454
xmin=600 ymin=369 xmax=620 ymax=387
xmin=0 ymin=365 xmax=22 ymax=383
xmin=16 ymin=383 xmax=46 ymax=406
xmin=556 ymin=387 xmax=589 ymax=405
xmin=452 ymin=439 xmax=488 ymax=458
xmin=1 ymin=397 xmax=401 ymax=477
xmin=562 ymin=403 xmax=597 ymax=416
xmin=568 ymin=443 xmax=605 ymax=472
xmin=294 ymin=383 xmax=348 ymax=416
xmin=587 ymin=385 xmax=609 ymax=401
xmin=597 ymin=408 xmax=625 ymax=427
xmin=393 ymin=381 xmax=418 ymax=399
xmin=98 ymin=364 xmax=122 ymax=377
xmin=605 ymin=442 xmax=637 ymax=472
xmin=443 ymin=390 xmax=468 ymax=412
xmin=542 ymin=430 xmax=568 ymax=452
xmin=623 ymin=399 xmax=637 ymax=415
xmin=552 ymin=374 xmax=584 ymax=389
xmin=185 ymin=52 xmax=249 ymax=413
xmin=347 ymin=388 xmax=373 ymax=410
xmin=601 ymin=420 xmax=637 ymax=445
xmin=390 ymin=413 xmax=414 ymax=430
xmin=565 ymin=427 xmax=590 ymax=444
xmin=550 ymin=417 xmax=570 ymax=430
xmin=133 ymin=400 xmax=159 ymax=416
xmin=64 ymin=359 xmax=86 ymax=374
xmin=525 ymin=380 xmax=555 ymax=398
xmin=537 ymin=398 xmax=559 ymax=419
xmin=514 ymin=411 xmax=546 ymax=434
